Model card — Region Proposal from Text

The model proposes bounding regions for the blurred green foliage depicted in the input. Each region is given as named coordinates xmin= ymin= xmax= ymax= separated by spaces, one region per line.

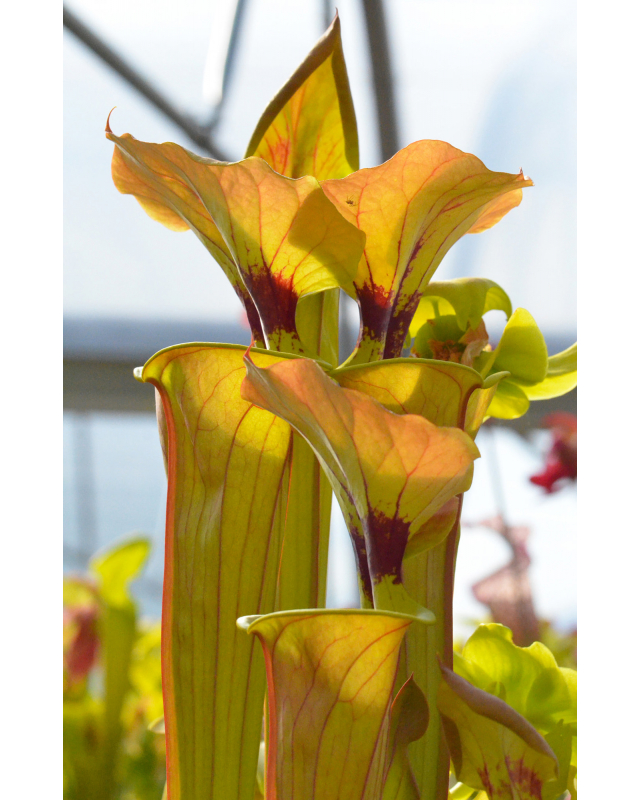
xmin=455 ymin=618 xmax=577 ymax=672
xmin=63 ymin=536 xmax=166 ymax=800
xmin=537 ymin=620 xmax=577 ymax=671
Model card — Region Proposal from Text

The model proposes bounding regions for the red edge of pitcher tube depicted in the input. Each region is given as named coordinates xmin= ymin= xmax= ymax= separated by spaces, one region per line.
xmin=148 ymin=377 xmax=180 ymax=800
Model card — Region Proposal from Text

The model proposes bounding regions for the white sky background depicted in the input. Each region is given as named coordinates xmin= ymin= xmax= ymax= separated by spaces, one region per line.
xmin=64 ymin=0 xmax=576 ymax=335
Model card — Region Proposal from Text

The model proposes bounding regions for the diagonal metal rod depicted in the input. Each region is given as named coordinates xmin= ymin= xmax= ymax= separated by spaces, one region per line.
xmin=320 ymin=0 xmax=333 ymax=31
xmin=201 ymin=0 xmax=251 ymax=128
xmin=360 ymin=0 xmax=400 ymax=161
xmin=63 ymin=5 xmax=229 ymax=159
xmin=217 ymin=0 xmax=249 ymax=123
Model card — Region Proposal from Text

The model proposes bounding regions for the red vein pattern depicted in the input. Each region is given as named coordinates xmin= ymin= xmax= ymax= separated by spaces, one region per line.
xmin=142 ymin=344 xmax=296 ymax=800
xmin=241 ymin=356 xmax=479 ymax=591
xmin=108 ymin=127 xmax=364 ymax=356
xmin=108 ymin=127 xmax=266 ymax=346
xmin=245 ymin=13 xmax=359 ymax=182
xmin=246 ymin=611 xmax=414 ymax=800
xmin=321 ymin=140 xmax=532 ymax=363
xmin=438 ymin=666 xmax=557 ymax=799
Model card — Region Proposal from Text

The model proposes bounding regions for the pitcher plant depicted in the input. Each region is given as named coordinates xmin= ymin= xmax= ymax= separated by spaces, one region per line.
xmin=105 ymin=14 xmax=577 ymax=800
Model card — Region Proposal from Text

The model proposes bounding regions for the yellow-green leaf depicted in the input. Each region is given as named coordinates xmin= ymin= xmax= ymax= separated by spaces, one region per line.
xmin=480 ymin=315 xmax=576 ymax=420
xmin=65 ymin=537 xmax=151 ymax=800
xmin=523 ymin=344 xmax=577 ymax=401
xmin=98 ymin=542 xmax=149 ymax=797
xmin=108 ymin=127 xmax=364 ymax=355
xmin=238 ymin=609 xmax=420 ymax=800
xmin=464 ymin=379 xmax=503 ymax=438
xmin=489 ymin=308 xmax=548 ymax=384
xmin=541 ymin=722 xmax=574 ymax=800
xmin=63 ymin=576 xmax=97 ymax=608
xmin=454 ymin=625 xmax=577 ymax=756
xmin=334 ymin=358 xmax=484 ymax=429
xmin=383 ymin=676 xmax=429 ymax=800
xmin=130 ymin=625 xmax=164 ymax=725
xmin=438 ymin=664 xmax=558 ymax=798
xmin=321 ymin=142 xmax=532 ymax=362
xmin=410 ymin=278 xmax=512 ymax=336
xmin=90 ymin=536 xmax=150 ymax=609
xmin=245 ymin=13 xmax=358 ymax=180
xmin=241 ymin=355 xmax=479 ymax=612
xmin=485 ymin=380 xmax=530 ymax=420
xmin=140 ymin=343 xmax=297 ymax=800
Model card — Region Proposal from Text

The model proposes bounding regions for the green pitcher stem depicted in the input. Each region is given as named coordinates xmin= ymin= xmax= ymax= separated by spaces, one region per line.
xmin=275 ymin=290 xmax=339 ymax=610
xmin=276 ymin=433 xmax=332 ymax=610
xmin=442 ymin=498 xmax=464 ymax=670
xmin=358 ymin=580 xmax=374 ymax=609
xmin=405 ymin=541 xmax=448 ymax=800
xmin=403 ymin=499 xmax=464 ymax=800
